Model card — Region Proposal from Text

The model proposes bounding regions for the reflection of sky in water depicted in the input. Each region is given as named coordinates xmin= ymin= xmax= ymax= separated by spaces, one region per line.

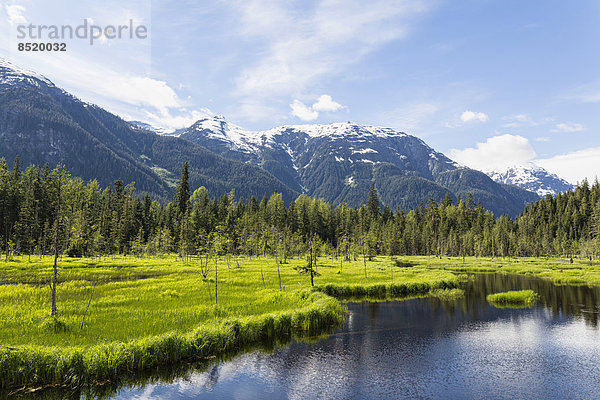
xmin=117 ymin=274 xmax=600 ymax=400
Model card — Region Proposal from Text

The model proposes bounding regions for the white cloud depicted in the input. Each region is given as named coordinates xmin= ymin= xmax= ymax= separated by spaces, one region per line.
xmin=312 ymin=94 xmax=344 ymax=112
xmin=551 ymin=122 xmax=584 ymax=133
xmin=290 ymin=99 xmax=319 ymax=121
xmin=502 ymin=113 xmax=538 ymax=128
xmin=536 ymin=147 xmax=600 ymax=185
xmin=8 ymin=54 xmax=194 ymax=129
xmin=460 ymin=110 xmax=488 ymax=123
xmin=379 ymin=102 xmax=439 ymax=133
xmin=5 ymin=4 xmax=26 ymax=25
xmin=230 ymin=0 xmax=432 ymax=98
xmin=450 ymin=134 xmax=600 ymax=185
xmin=289 ymin=94 xmax=345 ymax=121
xmin=142 ymin=108 xmax=214 ymax=131
xmin=448 ymin=134 xmax=536 ymax=171
xmin=567 ymin=81 xmax=600 ymax=103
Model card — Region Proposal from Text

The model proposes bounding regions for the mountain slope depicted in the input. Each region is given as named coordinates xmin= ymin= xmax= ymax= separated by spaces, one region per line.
xmin=485 ymin=163 xmax=574 ymax=196
xmin=0 ymin=59 xmax=299 ymax=202
xmin=176 ymin=116 xmax=539 ymax=216
xmin=0 ymin=59 xmax=543 ymax=216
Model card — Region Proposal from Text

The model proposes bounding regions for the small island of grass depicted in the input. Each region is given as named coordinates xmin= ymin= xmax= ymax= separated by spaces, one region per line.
xmin=486 ymin=290 xmax=539 ymax=308
xmin=429 ymin=288 xmax=465 ymax=301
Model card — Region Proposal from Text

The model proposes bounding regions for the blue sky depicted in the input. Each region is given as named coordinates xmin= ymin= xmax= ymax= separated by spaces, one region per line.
xmin=1 ymin=0 xmax=599 ymax=183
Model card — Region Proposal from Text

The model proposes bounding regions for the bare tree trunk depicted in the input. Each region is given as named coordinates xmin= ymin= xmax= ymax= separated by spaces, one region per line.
xmin=214 ymin=257 xmax=218 ymax=305
xmin=310 ymin=236 xmax=314 ymax=287
xmin=275 ymin=234 xmax=282 ymax=291
xmin=283 ymin=232 xmax=287 ymax=264
xmin=51 ymin=180 xmax=61 ymax=316
xmin=362 ymin=238 xmax=367 ymax=279
xmin=80 ymin=281 xmax=96 ymax=329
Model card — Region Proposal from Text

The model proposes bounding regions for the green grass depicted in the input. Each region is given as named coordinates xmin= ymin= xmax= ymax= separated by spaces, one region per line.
xmin=0 ymin=255 xmax=458 ymax=389
xmin=429 ymin=288 xmax=465 ymax=301
xmin=0 ymin=290 xmax=345 ymax=390
xmin=486 ymin=290 xmax=539 ymax=308
xmin=391 ymin=255 xmax=600 ymax=287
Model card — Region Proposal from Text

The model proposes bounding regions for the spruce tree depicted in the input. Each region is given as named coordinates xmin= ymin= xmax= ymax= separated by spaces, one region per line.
xmin=367 ymin=182 xmax=380 ymax=219
xmin=175 ymin=162 xmax=190 ymax=216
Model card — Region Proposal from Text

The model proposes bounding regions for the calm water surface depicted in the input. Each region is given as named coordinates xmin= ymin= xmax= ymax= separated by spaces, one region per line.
xmin=110 ymin=273 xmax=600 ymax=399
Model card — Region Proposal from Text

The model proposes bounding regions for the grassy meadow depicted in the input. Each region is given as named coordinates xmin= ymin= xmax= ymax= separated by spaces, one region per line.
xmin=0 ymin=255 xmax=459 ymax=347
xmin=0 ymin=253 xmax=598 ymax=389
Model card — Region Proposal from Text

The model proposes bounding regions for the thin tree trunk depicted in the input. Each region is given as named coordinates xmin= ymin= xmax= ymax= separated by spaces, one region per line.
xmin=283 ymin=232 xmax=287 ymax=264
xmin=260 ymin=264 xmax=266 ymax=289
xmin=276 ymin=239 xmax=282 ymax=292
xmin=80 ymin=281 xmax=96 ymax=329
xmin=362 ymin=238 xmax=367 ymax=279
xmin=214 ymin=257 xmax=218 ymax=305
xmin=51 ymin=181 xmax=61 ymax=316
xmin=310 ymin=236 xmax=314 ymax=287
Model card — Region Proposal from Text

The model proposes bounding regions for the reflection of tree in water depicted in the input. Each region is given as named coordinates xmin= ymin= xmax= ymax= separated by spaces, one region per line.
xmin=410 ymin=273 xmax=600 ymax=331
xmin=366 ymin=301 xmax=380 ymax=324
xmin=203 ymin=364 xmax=221 ymax=391
xmin=461 ymin=273 xmax=600 ymax=327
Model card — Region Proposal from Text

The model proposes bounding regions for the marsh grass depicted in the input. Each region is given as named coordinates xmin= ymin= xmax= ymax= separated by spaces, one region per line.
xmin=486 ymin=290 xmax=539 ymax=308
xmin=0 ymin=255 xmax=458 ymax=389
xmin=429 ymin=288 xmax=465 ymax=301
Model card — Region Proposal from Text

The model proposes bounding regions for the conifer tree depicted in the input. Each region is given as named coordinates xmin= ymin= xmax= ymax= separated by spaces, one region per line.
xmin=175 ymin=162 xmax=190 ymax=216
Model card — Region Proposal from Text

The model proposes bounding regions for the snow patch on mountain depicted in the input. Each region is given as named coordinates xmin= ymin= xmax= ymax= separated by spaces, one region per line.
xmin=129 ymin=121 xmax=176 ymax=136
xmin=261 ymin=121 xmax=409 ymax=141
xmin=0 ymin=58 xmax=53 ymax=87
xmin=352 ymin=148 xmax=377 ymax=154
xmin=486 ymin=162 xmax=574 ymax=196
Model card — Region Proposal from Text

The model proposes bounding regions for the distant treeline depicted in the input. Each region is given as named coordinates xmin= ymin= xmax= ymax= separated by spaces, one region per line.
xmin=1 ymin=158 xmax=599 ymax=260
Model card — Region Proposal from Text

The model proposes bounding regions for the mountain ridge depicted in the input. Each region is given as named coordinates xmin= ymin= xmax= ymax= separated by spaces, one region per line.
xmin=0 ymin=59 xmax=545 ymax=216
xmin=174 ymin=115 xmax=540 ymax=216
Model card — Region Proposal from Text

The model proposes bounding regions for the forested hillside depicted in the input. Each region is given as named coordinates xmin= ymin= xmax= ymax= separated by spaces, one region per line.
xmin=0 ymin=59 xmax=299 ymax=204
xmin=1 ymin=159 xmax=598 ymax=260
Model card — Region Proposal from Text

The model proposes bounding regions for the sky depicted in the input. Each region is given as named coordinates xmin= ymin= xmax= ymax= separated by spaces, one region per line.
xmin=1 ymin=0 xmax=599 ymax=184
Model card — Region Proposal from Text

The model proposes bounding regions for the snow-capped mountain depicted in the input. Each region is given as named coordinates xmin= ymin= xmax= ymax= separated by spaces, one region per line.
xmin=175 ymin=115 xmax=539 ymax=216
xmin=0 ymin=58 xmax=541 ymax=216
xmin=0 ymin=58 xmax=299 ymax=202
xmin=129 ymin=120 xmax=176 ymax=136
xmin=0 ymin=59 xmax=54 ymax=87
xmin=486 ymin=163 xmax=574 ymax=197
